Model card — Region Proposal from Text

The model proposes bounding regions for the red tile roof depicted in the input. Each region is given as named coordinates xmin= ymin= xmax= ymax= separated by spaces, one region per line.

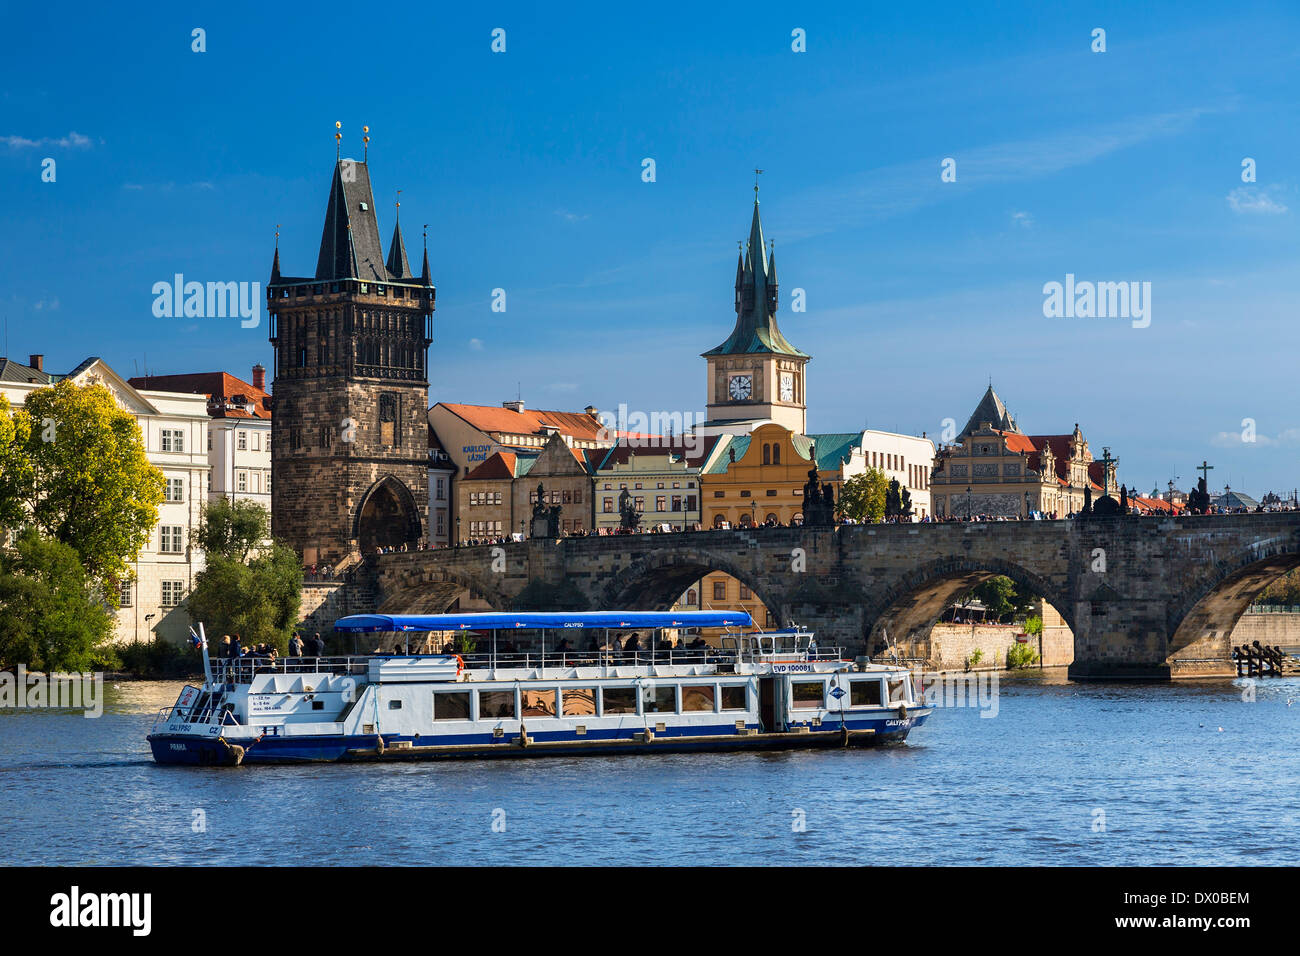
xmin=598 ymin=435 xmax=720 ymax=469
xmin=127 ymin=372 xmax=271 ymax=420
xmin=465 ymin=452 xmax=519 ymax=480
xmin=439 ymin=403 xmax=609 ymax=442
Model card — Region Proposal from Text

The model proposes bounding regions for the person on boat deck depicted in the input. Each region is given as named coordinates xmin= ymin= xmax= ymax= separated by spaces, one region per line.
xmin=554 ymin=637 xmax=572 ymax=653
xmin=288 ymin=633 xmax=303 ymax=658
xmin=219 ymin=635 xmax=232 ymax=657
xmin=311 ymin=633 xmax=325 ymax=657
xmin=266 ymin=646 xmax=279 ymax=664
xmin=623 ymin=633 xmax=641 ymax=652
xmin=229 ymin=634 xmax=242 ymax=658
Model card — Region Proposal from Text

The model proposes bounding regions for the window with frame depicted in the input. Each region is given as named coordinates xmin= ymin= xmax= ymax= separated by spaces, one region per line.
xmin=562 ymin=688 xmax=597 ymax=717
xmin=433 ymin=691 xmax=471 ymax=721
xmin=603 ymin=498 xmax=614 ymax=513
xmin=237 ymin=431 xmax=247 ymax=450
xmin=719 ymin=685 xmax=747 ymax=711
xmin=160 ymin=526 xmax=184 ymax=553
xmin=521 ymin=689 xmax=558 ymax=718
xmin=887 ymin=679 xmax=909 ymax=704
xmin=379 ymin=393 xmax=400 ymax=447
xmin=850 ymin=679 xmax=883 ymax=706
xmin=647 ymin=686 xmax=676 ymax=713
xmin=161 ymin=580 xmax=184 ymax=607
xmin=236 ymin=471 xmax=247 ymax=493
xmin=791 ymin=681 xmax=825 ymax=709
xmin=165 ymin=478 xmax=184 ymax=502
xmin=161 ymin=428 xmax=184 ymax=452
xmin=681 ymin=685 xmax=715 ymax=712
xmin=477 ymin=690 xmax=516 ymax=719
xmin=119 ymin=581 xmax=133 ymax=608
xmin=601 ymin=687 xmax=638 ymax=715
xmin=712 ymin=581 xmax=726 ymax=601
xmin=738 ymin=584 xmax=751 ymax=600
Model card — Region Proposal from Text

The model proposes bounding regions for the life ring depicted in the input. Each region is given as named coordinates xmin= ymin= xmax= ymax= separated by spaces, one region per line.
xmin=455 ymin=655 xmax=465 ymax=675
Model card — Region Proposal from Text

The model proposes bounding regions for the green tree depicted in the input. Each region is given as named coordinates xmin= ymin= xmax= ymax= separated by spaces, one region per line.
xmin=186 ymin=541 xmax=303 ymax=652
xmin=0 ymin=528 xmax=116 ymax=671
xmin=195 ymin=498 xmax=269 ymax=561
xmin=966 ymin=575 xmax=1036 ymax=623
xmin=0 ymin=394 xmax=32 ymax=532
xmin=11 ymin=381 xmax=164 ymax=587
xmin=839 ymin=468 xmax=889 ymax=523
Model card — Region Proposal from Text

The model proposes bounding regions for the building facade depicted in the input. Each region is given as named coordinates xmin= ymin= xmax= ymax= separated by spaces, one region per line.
xmin=267 ymin=157 xmax=434 ymax=565
xmin=1 ymin=355 xmax=210 ymax=645
xmin=127 ymin=366 xmax=272 ymax=510
xmin=592 ymin=437 xmax=715 ymax=533
xmin=931 ymin=386 xmax=1115 ymax=518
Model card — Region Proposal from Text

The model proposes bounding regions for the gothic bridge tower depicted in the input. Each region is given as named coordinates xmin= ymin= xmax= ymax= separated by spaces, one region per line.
xmin=267 ymin=155 xmax=434 ymax=565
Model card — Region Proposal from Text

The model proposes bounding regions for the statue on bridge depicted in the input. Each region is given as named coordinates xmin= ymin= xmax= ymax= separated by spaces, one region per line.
xmin=618 ymin=487 xmax=641 ymax=533
xmin=530 ymin=481 xmax=562 ymax=538
xmin=801 ymin=464 xmax=836 ymax=528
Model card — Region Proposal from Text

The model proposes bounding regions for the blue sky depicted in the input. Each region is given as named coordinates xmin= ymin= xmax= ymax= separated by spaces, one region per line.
xmin=3 ymin=1 xmax=1299 ymax=496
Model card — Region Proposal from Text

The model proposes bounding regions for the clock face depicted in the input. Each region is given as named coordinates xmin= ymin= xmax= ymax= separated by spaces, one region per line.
xmin=779 ymin=372 xmax=794 ymax=402
xmin=728 ymin=375 xmax=753 ymax=401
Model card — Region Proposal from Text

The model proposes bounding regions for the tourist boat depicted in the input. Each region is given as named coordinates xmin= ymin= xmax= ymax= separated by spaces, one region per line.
xmin=146 ymin=612 xmax=930 ymax=766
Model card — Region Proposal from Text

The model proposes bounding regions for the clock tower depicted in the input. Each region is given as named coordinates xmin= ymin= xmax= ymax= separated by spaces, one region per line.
xmin=702 ymin=190 xmax=809 ymax=435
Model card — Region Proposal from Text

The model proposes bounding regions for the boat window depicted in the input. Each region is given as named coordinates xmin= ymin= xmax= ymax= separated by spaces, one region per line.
xmin=601 ymin=687 xmax=638 ymax=715
xmin=646 ymin=686 xmax=676 ymax=713
xmin=388 ymin=700 xmax=403 ymax=710
xmin=850 ymin=679 xmax=883 ymax=706
xmin=791 ymin=681 xmax=825 ymax=709
xmin=562 ymin=688 xmax=597 ymax=717
xmin=478 ymin=690 xmax=517 ymax=720
xmin=433 ymin=691 xmax=470 ymax=721
xmin=681 ymin=685 xmax=715 ymax=712
xmin=887 ymin=679 xmax=908 ymax=704
xmin=719 ymin=685 xmax=747 ymax=711
xmin=522 ymin=689 xmax=558 ymax=718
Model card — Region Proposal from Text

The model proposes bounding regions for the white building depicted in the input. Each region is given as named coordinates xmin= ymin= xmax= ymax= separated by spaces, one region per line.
xmin=853 ymin=429 xmax=935 ymax=519
xmin=127 ymin=367 xmax=272 ymax=508
xmin=1 ymin=355 xmax=210 ymax=645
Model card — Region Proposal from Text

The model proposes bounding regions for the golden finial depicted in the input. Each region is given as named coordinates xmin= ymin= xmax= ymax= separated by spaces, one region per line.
xmin=335 ymin=121 xmax=342 ymax=158
xmin=275 ymin=223 xmax=280 ymax=249
xmin=362 ymin=124 xmax=370 ymax=161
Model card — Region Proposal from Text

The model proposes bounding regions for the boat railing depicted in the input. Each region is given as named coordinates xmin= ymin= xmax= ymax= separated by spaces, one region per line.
xmin=208 ymin=656 xmax=372 ymax=685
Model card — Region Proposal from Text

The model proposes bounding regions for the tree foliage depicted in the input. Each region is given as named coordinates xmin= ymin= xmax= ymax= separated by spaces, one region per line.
xmin=838 ymin=468 xmax=889 ymax=523
xmin=195 ymin=497 xmax=269 ymax=562
xmin=0 ymin=528 xmax=116 ymax=671
xmin=186 ymin=541 xmax=303 ymax=652
xmin=884 ymin=478 xmax=914 ymax=519
xmin=7 ymin=381 xmax=163 ymax=586
xmin=0 ymin=394 xmax=32 ymax=532
xmin=965 ymin=575 xmax=1037 ymax=623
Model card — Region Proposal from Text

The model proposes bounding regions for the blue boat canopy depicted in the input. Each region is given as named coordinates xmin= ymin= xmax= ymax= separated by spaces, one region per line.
xmin=333 ymin=611 xmax=755 ymax=633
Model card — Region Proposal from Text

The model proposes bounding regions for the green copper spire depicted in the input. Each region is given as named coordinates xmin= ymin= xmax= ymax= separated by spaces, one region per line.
xmin=704 ymin=192 xmax=807 ymax=358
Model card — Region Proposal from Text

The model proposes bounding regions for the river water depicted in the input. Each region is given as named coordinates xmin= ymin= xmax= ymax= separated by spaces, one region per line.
xmin=2 ymin=671 xmax=1297 ymax=866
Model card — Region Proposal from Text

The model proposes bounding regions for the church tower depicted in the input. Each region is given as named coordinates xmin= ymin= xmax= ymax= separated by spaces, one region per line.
xmin=702 ymin=189 xmax=809 ymax=435
xmin=267 ymin=155 xmax=434 ymax=565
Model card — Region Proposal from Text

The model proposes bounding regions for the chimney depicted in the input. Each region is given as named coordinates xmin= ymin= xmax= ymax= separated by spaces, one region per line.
xmin=584 ymin=405 xmax=598 ymax=418
xmin=252 ymin=363 xmax=266 ymax=391
xmin=29 ymin=354 xmax=43 ymax=372
xmin=502 ymin=399 xmax=525 ymax=414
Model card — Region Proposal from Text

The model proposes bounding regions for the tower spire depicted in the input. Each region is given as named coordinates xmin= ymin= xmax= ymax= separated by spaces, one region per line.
xmin=421 ymin=224 xmax=430 ymax=283
xmin=386 ymin=190 xmax=411 ymax=279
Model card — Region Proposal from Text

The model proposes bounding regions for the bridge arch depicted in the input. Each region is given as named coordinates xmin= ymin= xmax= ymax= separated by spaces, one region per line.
xmin=1166 ymin=540 xmax=1300 ymax=661
xmin=373 ymin=556 xmax=511 ymax=615
xmin=865 ymin=556 xmax=1075 ymax=656
xmin=601 ymin=547 xmax=786 ymax=627
xmin=354 ymin=474 xmax=422 ymax=553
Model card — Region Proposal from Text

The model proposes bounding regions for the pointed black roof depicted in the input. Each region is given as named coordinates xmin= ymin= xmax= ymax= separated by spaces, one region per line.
xmin=961 ymin=385 xmax=1018 ymax=437
xmin=386 ymin=214 xmax=411 ymax=279
xmin=315 ymin=159 xmax=394 ymax=282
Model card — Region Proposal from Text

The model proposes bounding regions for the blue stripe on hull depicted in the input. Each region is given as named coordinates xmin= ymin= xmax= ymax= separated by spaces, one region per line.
xmin=149 ymin=712 xmax=927 ymax=766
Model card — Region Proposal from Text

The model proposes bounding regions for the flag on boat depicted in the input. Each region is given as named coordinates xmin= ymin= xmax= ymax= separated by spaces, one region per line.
xmin=188 ymin=626 xmax=206 ymax=651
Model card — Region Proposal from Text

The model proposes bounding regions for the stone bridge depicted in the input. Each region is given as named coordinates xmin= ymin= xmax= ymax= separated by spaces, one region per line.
xmin=343 ymin=513 xmax=1300 ymax=680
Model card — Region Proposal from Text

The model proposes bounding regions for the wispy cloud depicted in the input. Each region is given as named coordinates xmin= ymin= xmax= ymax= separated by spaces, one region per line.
xmin=33 ymin=297 xmax=60 ymax=312
xmin=781 ymin=105 xmax=1222 ymax=241
xmin=1226 ymin=186 xmax=1287 ymax=215
xmin=121 ymin=181 xmax=216 ymax=192
xmin=1010 ymin=211 xmax=1034 ymax=228
xmin=1 ymin=131 xmax=92 ymax=149
xmin=468 ymin=337 xmax=484 ymax=351
xmin=1210 ymin=427 xmax=1300 ymax=448
xmin=555 ymin=208 xmax=589 ymax=223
